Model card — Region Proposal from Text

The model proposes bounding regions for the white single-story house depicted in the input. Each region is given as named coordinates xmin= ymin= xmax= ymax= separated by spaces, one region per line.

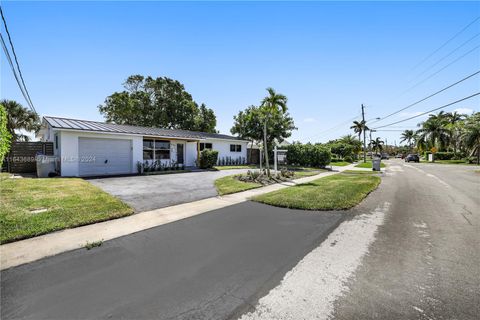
xmin=37 ymin=116 xmax=249 ymax=177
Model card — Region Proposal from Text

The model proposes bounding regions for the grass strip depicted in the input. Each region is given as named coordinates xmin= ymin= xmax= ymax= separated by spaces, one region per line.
xmin=252 ymin=172 xmax=381 ymax=210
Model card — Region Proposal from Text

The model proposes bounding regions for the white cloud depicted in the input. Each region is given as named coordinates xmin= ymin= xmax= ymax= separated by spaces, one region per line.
xmin=453 ymin=108 xmax=474 ymax=115
xmin=303 ymin=117 xmax=317 ymax=123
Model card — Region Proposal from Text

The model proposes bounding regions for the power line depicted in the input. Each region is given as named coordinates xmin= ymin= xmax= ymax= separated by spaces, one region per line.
xmin=304 ymin=115 xmax=360 ymax=141
xmin=0 ymin=33 xmax=34 ymax=112
xmin=370 ymin=70 xmax=480 ymax=125
xmin=415 ymin=32 xmax=480 ymax=79
xmin=373 ymin=92 xmax=480 ymax=129
xmin=403 ymin=44 xmax=480 ymax=94
xmin=0 ymin=6 xmax=37 ymax=114
xmin=412 ymin=16 xmax=480 ymax=70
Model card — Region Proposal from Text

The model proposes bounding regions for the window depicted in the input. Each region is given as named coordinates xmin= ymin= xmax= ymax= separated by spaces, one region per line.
xmin=199 ymin=143 xmax=212 ymax=151
xmin=55 ymin=134 xmax=59 ymax=150
xmin=230 ymin=144 xmax=242 ymax=152
xmin=143 ymin=139 xmax=170 ymax=160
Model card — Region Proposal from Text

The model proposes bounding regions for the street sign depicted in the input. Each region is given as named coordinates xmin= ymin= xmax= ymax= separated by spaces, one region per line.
xmin=431 ymin=147 xmax=437 ymax=154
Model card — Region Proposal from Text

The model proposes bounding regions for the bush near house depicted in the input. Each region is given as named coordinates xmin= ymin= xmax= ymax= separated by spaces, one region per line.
xmin=286 ymin=143 xmax=331 ymax=168
xmin=0 ymin=104 xmax=11 ymax=164
xmin=199 ymin=149 xmax=219 ymax=169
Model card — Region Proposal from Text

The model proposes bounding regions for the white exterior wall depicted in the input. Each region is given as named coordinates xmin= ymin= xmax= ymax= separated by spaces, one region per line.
xmin=56 ymin=130 xmax=142 ymax=176
xmin=186 ymin=142 xmax=198 ymax=166
xmin=203 ymin=139 xmax=248 ymax=164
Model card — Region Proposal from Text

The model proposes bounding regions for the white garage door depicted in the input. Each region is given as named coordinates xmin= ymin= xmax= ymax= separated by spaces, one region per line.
xmin=78 ymin=138 xmax=132 ymax=176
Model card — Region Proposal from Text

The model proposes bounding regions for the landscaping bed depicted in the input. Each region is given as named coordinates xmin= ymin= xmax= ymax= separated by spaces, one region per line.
xmin=252 ymin=172 xmax=381 ymax=210
xmin=0 ymin=174 xmax=133 ymax=244
xmin=214 ymin=169 xmax=325 ymax=196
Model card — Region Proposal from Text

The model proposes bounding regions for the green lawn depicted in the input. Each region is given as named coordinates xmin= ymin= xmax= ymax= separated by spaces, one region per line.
xmin=252 ymin=172 xmax=381 ymax=210
xmin=355 ymin=161 xmax=386 ymax=169
xmin=342 ymin=170 xmax=382 ymax=175
xmin=330 ymin=161 xmax=351 ymax=167
xmin=214 ymin=165 xmax=258 ymax=170
xmin=215 ymin=170 xmax=325 ymax=196
xmin=214 ymin=175 xmax=262 ymax=195
xmin=0 ymin=174 xmax=133 ymax=244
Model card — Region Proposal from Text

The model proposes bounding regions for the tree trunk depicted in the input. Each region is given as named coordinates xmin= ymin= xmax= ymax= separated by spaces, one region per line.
xmin=263 ymin=119 xmax=270 ymax=177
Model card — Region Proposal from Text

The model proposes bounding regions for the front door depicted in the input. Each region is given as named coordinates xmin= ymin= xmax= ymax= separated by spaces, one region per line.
xmin=177 ymin=144 xmax=184 ymax=165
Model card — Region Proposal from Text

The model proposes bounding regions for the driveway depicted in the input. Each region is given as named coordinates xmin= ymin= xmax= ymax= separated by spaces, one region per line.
xmin=88 ymin=169 xmax=249 ymax=212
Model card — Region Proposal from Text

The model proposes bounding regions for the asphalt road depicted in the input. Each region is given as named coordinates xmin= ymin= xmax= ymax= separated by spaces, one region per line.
xmin=331 ymin=160 xmax=480 ymax=319
xmin=1 ymin=202 xmax=344 ymax=320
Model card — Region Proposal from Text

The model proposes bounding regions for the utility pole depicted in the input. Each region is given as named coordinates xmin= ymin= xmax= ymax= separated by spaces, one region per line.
xmin=361 ymin=104 xmax=367 ymax=162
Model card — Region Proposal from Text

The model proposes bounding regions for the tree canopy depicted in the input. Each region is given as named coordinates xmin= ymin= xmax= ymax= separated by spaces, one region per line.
xmin=98 ymin=75 xmax=217 ymax=133
xmin=1 ymin=99 xmax=41 ymax=141
xmin=230 ymin=104 xmax=296 ymax=150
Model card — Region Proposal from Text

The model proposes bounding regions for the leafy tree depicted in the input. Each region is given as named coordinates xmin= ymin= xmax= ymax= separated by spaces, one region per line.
xmin=338 ymin=134 xmax=362 ymax=155
xmin=98 ymin=75 xmax=217 ymax=133
xmin=1 ymin=99 xmax=41 ymax=141
xmin=231 ymin=103 xmax=296 ymax=166
xmin=0 ymin=103 xmax=12 ymax=164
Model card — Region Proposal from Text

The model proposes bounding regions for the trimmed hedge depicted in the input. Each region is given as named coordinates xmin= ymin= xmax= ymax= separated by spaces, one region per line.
xmin=424 ymin=151 xmax=455 ymax=160
xmin=286 ymin=143 xmax=331 ymax=167
xmin=199 ymin=149 xmax=219 ymax=169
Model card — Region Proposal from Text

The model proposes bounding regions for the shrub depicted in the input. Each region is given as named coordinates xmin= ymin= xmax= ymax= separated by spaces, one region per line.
xmin=0 ymin=104 xmax=11 ymax=164
xmin=199 ymin=149 xmax=219 ymax=169
xmin=344 ymin=155 xmax=354 ymax=163
xmin=286 ymin=143 xmax=331 ymax=167
xmin=434 ymin=152 xmax=455 ymax=160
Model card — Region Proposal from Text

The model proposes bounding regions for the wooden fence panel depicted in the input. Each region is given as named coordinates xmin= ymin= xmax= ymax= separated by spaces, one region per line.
xmin=4 ymin=142 xmax=54 ymax=173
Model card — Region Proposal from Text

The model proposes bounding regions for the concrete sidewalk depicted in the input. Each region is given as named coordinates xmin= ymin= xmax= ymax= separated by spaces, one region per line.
xmin=1 ymin=165 xmax=354 ymax=270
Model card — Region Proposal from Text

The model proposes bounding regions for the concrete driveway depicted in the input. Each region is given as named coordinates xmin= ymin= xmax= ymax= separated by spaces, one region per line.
xmin=88 ymin=169 xmax=249 ymax=212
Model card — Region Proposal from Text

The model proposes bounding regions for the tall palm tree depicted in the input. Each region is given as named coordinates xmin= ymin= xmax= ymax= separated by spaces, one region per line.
xmin=400 ymin=129 xmax=416 ymax=151
xmin=350 ymin=120 xmax=369 ymax=141
xmin=260 ymin=88 xmax=287 ymax=177
xmin=445 ymin=111 xmax=466 ymax=153
xmin=416 ymin=115 xmax=450 ymax=151
xmin=1 ymin=99 xmax=40 ymax=141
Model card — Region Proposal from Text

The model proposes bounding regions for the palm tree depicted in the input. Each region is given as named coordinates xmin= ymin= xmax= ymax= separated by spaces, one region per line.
xmin=260 ymin=88 xmax=287 ymax=177
xmin=339 ymin=134 xmax=362 ymax=157
xmin=416 ymin=115 xmax=450 ymax=151
xmin=350 ymin=120 xmax=369 ymax=141
xmin=400 ymin=130 xmax=416 ymax=151
xmin=1 ymin=99 xmax=40 ymax=141
xmin=445 ymin=111 xmax=466 ymax=153
xmin=462 ymin=113 xmax=480 ymax=164
xmin=369 ymin=137 xmax=384 ymax=155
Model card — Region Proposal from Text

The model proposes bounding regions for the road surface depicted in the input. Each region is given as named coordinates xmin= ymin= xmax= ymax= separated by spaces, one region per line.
xmin=1 ymin=161 xmax=479 ymax=319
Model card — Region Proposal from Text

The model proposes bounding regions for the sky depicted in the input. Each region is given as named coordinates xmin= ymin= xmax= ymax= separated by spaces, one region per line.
xmin=1 ymin=1 xmax=479 ymax=145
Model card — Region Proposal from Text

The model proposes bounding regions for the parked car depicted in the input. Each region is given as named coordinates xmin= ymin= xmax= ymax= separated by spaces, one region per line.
xmin=405 ymin=154 xmax=420 ymax=163
xmin=395 ymin=154 xmax=403 ymax=159
xmin=381 ymin=153 xmax=390 ymax=160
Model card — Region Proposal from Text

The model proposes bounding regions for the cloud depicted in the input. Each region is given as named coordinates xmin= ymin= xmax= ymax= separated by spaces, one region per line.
xmin=303 ymin=117 xmax=317 ymax=123
xmin=453 ymin=108 xmax=474 ymax=115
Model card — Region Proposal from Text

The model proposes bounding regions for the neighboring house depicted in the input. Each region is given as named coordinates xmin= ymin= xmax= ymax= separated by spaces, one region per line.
xmin=37 ymin=116 xmax=249 ymax=177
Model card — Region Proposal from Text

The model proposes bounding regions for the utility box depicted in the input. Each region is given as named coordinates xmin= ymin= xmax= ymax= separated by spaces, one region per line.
xmin=428 ymin=153 xmax=434 ymax=162
xmin=36 ymin=155 xmax=57 ymax=178
xmin=372 ymin=158 xmax=381 ymax=171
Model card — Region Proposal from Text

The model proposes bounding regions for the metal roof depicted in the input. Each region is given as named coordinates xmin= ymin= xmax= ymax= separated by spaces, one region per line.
xmin=43 ymin=116 xmax=246 ymax=141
